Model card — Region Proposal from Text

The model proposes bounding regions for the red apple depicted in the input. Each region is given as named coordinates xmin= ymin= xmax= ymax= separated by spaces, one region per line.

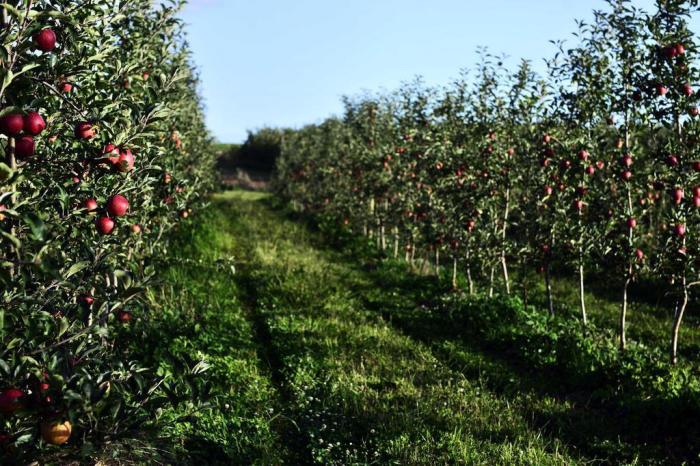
xmin=106 ymin=194 xmax=129 ymax=217
xmin=130 ymin=224 xmax=142 ymax=234
xmin=74 ymin=122 xmax=95 ymax=140
xmin=79 ymin=294 xmax=94 ymax=307
xmin=578 ymin=149 xmax=589 ymax=161
xmin=96 ymin=217 xmax=115 ymax=235
xmin=596 ymin=160 xmax=605 ymax=170
xmin=690 ymin=107 xmax=699 ymax=117
xmin=672 ymin=187 xmax=684 ymax=205
xmin=115 ymin=148 xmax=134 ymax=172
xmin=635 ymin=248 xmax=644 ymax=260
xmin=683 ymin=83 xmax=694 ymax=97
xmin=83 ymin=198 xmax=98 ymax=213
xmin=0 ymin=113 xmax=24 ymax=136
xmin=675 ymin=223 xmax=686 ymax=237
xmin=627 ymin=217 xmax=637 ymax=229
xmin=179 ymin=209 xmax=189 ymax=219
xmin=61 ymin=82 xmax=72 ymax=93
xmin=620 ymin=170 xmax=632 ymax=181
xmin=572 ymin=199 xmax=584 ymax=211
xmin=666 ymin=154 xmax=679 ymax=167
xmin=14 ymin=136 xmax=35 ymax=158
xmin=676 ymin=43 xmax=686 ymax=55
xmin=542 ymin=134 xmax=551 ymax=144
xmin=0 ymin=388 xmax=24 ymax=415
xmin=544 ymin=185 xmax=553 ymax=196
xmin=507 ymin=147 xmax=515 ymax=157
xmin=23 ymin=112 xmax=45 ymax=136
xmin=116 ymin=310 xmax=132 ymax=323
xmin=693 ymin=161 xmax=700 ymax=171
xmin=656 ymin=84 xmax=668 ymax=96
xmin=621 ymin=154 xmax=633 ymax=167
xmin=33 ymin=28 xmax=56 ymax=52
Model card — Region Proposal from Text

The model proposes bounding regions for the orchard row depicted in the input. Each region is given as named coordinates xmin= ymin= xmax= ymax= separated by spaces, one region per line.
xmin=274 ymin=0 xmax=700 ymax=365
xmin=0 ymin=1 xmax=214 ymax=462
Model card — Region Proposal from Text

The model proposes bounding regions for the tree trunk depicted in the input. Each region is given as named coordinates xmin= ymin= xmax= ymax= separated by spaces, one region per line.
xmin=620 ymin=266 xmax=631 ymax=352
xmin=452 ymin=257 xmax=458 ymax=289
xmin=393 ymin=228 xmax=399 ymax=258
xmin=579 ymin=259 xmax=587 ymax=326
xmin=466 ymin=249 xmax=474 ymax=295
xmin=545 ymin=265 xmax=554 ymax=316
xmin=501 ymin=187 xmax=511 ymax=294
xmin=671 ymin=275 xmax=689 ymax=365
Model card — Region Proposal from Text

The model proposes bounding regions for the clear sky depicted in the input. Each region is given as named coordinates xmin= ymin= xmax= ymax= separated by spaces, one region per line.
xmin=181 ymin=0 xmax=666 ymax=143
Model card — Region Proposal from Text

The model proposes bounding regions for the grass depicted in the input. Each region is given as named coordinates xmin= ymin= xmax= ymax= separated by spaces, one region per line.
xmin=130 ymin=189 xmax=700 ymax=464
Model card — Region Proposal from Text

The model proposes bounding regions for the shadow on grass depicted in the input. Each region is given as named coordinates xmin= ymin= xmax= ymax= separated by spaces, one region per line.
xmin=258 ymin=196 xmax=700 ymax=465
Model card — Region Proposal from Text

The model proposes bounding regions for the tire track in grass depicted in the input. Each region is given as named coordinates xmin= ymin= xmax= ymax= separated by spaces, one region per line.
xmin=216 ymin=190 xmax=581 ymax=465
xmin=212 ymin=191 xmax=314 ymax=464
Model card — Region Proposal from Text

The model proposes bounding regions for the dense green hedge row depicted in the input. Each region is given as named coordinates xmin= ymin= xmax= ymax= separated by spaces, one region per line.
xmin=0 ymin=0 xmax=215 ymax=462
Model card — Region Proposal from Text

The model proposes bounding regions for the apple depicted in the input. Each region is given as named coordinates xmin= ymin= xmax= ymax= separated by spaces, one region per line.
xmin=83 ymin=198 xmax=98 ymax=213
xmin=61 ymin=82 xmax=72 ymax=93
xmin=560 ymin=159 xmax=571 ymax=170
xmin=621 ymin=154 xmax=633 ymax=167
xmin=578 ymin=149 xmax=589 ymax=161
xmin=543 ymin=134 xmax=551 ymax=144
xmin=23 ymin=112 xmax=45 ymax=135
xmin=694 ymin=196 xmax=700 ymax=208
xmin=115 ymin=148 xmax=134 ymax=172
xmin=675 ymin=223 xmax=686 ymax=237
xmin=615 ymin=139 xmax=624 ymax=149
xmin=672 ymin=187 xmax=684 ymax=205
xmin=572 ymin=199 xmax=584 ymax=211
xmin=143 ymin=71 xmax=150 ymax=80
xmin=656 ymin=84 xmax=668 ymax=96
xmin=14 ymin=136 xmax=35 ymax=158
xmin=179 ymin=209 xmax=189 ymax=219
xmin=620 ymin=170 xmax=632 ymax=181
xmin=507 ymin=147 xmax=515 ymax=156
xmin=666 ymin=154 xmax=679 ymax=167
xmin=72 ymin=176 xmax=81 ymax=184
xmin=40 ymin=420 xmax=71 ymax=445
xmin=627 ymin=217 xmax=637 ymax=229
xmin=163 ymin=172 xmax=172 ymax=184
xmin=0 ymin=388 xmax=24 ymax=414
xmin=635 ymin=248 xmax=644 ymax=260
xmin=596 ymin=160 xmax=605 ymax=169
xmin=116 ymin=310 xmax=132 ymax=323
xmin=690 ymin=107 xmax=699 ymax=117
xmin=586 ymin=166 xmax=595 ymax=175
xmin=0 ymin=205 xmax=6 ymax=222
xmin=74 ymin=122 xmax=95 ymax=139
xmin=33 ymin=28 xmax=56 ymax=52
xmin=79 ymin=294 xmax=94 ymax=307
xmin=544 ymin=185 xmax=553 ymax=196
xmin=96 ymin=217 xmax=115 ymax=235
xmin=466 ymin=219 xmax=476 ymax=232
xmin=663 ymin=45 xmax=678 ymax=59
xmin=683 ymin=83 xmax=694 ymax=97
xmin=676 ymin=43 xmax=686 ymax=55
xmin=106 ymin=194 xmax=129 ymax=217
xmin=130 ymin=223 xmax=142 ymax=234
xmin=0 ymin=113 xmax=24 ymax=136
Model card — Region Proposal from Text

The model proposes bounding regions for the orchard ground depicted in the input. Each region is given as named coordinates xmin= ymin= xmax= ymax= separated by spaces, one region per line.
xmin=146 ymin=188 xmax=700 ymax=465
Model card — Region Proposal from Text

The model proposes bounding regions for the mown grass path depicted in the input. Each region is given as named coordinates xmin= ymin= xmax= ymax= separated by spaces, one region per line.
xmin=214 ymin=190 xmax=583 ymax=465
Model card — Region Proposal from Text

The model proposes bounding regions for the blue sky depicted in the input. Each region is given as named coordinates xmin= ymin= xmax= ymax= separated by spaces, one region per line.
xmin=181 ymin=0 xmax=663 ymax=143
